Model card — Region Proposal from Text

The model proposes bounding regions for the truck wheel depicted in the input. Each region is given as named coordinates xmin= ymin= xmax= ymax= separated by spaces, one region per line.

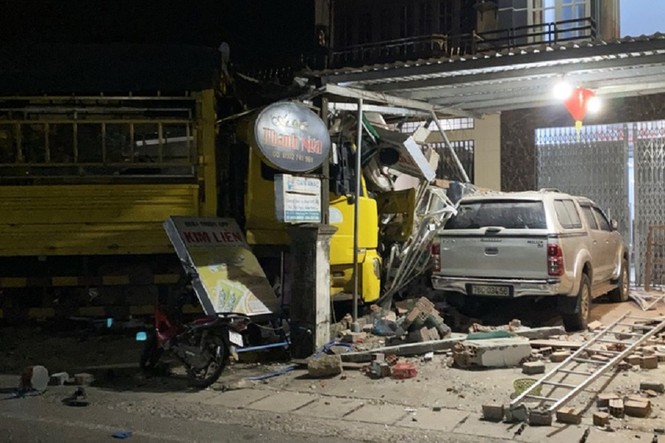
xmin=609 ymin=259 xmax=630 ymax=302
xmin=561 ymin=274 xmax=591 ymax=332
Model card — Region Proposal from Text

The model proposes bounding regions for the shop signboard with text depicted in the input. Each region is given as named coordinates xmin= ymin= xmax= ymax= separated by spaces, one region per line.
xmin=164 ymin=217 xmax=278 ymax=316
xmin=253 ymin=101 xmax=331 ymax=173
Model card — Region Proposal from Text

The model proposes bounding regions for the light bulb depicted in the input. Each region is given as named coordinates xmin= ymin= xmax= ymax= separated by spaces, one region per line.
xmin=587 ymin=96 xmax=601 ymax=113
xmin=553 ymin=81 xmax=573 ymax=100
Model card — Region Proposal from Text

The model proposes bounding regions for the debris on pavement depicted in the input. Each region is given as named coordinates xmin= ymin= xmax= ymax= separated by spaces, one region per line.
xmin=307 ymin=354 xmax=343 ymax=378
xmin=391 ymin=361 xmax=417 ymax=379
xmin=20 ymin=365 xmax=49 ymax=392
xmin=453 ymin=337 xmax=531 ymax=368
xmin=62 ymin=387 xmax=89 ymax=407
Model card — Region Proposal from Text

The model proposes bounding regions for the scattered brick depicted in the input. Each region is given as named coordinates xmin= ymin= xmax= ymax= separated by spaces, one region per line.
xmin=522 ymin=361 xmax=546 ymax=375
xmin=597 ymin=393 xmax=620 ymax=408
xmin=593 ymin=411 xmax=610 ymax=426
xmin=482 ymin=404 xmax=505 ymax=422
xmin=591 ymin=354 xmax=610 ymax=363
xmin=641 ymin=382 xmax=665 ymax=393
xmin=641 ymin=355 xmax=659 ymax=369
xmin=625 ymin=355 xmax=641 ymax=366
xmin=588 ymin=320 xmax=604 ymax=331
xmin=391 ymin=361 xmax=417 ymax=379
xmin=609 ymin=398 xmax=624 ymax=418
xmin=556 ymin=406 xmax=582 ymax=425
xmin=644 ymin=390 xmax=660 ymax=398
xmin=73 ymin=373 xmax=94 ymax=386
xmin=528 ymin=410 xmax=553 ymax=426
xmin=616 ymin=361 xmax=632 ymax=371
xmin=625 ymin=400 xmax=651 ymax=418
xmin=342 ymin=332 xmax=366 ymax=344
xmin=550 ymin=351 xmax=571 ymax=363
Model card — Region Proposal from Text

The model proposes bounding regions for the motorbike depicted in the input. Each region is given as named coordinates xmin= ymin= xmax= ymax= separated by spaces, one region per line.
xmin=139 ymin=302 xmax=249 ymax=388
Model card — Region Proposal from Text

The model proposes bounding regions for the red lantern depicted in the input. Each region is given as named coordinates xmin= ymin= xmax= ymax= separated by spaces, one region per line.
xmin=564 ymin=87 xmax=595 ymax=131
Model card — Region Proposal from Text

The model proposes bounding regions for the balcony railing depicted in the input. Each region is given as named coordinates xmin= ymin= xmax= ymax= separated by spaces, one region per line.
xmin=330 ymin=17 xmax=597 ymax=68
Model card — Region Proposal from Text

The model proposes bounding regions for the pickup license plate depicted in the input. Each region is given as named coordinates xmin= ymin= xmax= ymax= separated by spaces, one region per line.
xmin=470 ymin=284 xmax=510 ymax=296
xmin=228 ymin=331 xmax=243 ymax=347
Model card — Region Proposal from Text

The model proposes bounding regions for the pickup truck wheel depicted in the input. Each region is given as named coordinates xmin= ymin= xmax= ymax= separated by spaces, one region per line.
xmin=608 ymin=259 xmax=630 ymax=302
xmin=561 ymin=274 xmax=591 ymax=332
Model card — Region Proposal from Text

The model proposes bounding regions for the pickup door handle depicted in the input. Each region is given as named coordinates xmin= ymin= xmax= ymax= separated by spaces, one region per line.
xmin=485 ymin=247 xmax=499 ymax=255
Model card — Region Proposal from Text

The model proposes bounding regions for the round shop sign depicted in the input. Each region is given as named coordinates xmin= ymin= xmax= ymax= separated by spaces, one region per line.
xmin=253 ymin=101 xmax=331 ymax=173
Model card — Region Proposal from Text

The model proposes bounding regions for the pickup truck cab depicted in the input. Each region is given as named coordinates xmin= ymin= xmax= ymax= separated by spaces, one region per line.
xmin=430 ymin=189 xmax=629 ymax=331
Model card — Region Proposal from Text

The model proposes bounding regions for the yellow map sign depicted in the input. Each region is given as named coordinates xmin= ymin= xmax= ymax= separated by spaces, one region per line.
xmin=164 ymin=217 xmax=278 ymax=316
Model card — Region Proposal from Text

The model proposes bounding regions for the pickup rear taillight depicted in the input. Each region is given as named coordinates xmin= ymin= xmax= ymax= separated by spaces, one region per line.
xmin=547 ymin=243 xmax=564 ymax=276
xmin=431 ymin=242 xmax=441 ymax=272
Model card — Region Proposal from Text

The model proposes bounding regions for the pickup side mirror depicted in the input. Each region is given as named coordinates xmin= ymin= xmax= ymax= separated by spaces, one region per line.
xmin=611 ymin=219 xmax=618 ymax=231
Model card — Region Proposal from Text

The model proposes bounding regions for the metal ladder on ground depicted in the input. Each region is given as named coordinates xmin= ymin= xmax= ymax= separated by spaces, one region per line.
xmin=510 ymin=313 xmax=665 ymax=422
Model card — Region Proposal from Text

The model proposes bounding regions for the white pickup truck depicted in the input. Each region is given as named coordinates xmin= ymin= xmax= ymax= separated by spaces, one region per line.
xmin=430 ymin=190 xmax=630 ymax=331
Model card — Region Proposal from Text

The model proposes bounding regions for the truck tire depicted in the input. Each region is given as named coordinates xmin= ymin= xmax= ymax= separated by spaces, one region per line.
xmin=561 ymin=274 xmax=591 ymax=332
xmin=608 ymin=259 xmax=630 ymax=302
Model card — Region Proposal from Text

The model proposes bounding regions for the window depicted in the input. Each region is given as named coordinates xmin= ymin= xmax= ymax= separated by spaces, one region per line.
xmin=554 ymin=199 xmax=582 ymax=229
xmin=580 ymin=205 xmax=598 ymax=230
xmin=433 ymin=140 xmax=474 ymax=183
xmin=399 ymin=117 xmax=474 ymax=133
xmin=446 ymin=200 xmax=547 ymax=230
xmin=591 ymin=206 xmax=612 ymax=232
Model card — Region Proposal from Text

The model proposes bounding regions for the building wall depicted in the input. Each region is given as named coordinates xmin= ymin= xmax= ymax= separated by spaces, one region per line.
xmin=428 ymin=113 xmax=502 ymax=190
xmin=501 ymin=92 xmax=665 ymax=192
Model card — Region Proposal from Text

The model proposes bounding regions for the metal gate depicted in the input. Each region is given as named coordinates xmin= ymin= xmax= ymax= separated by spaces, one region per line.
xmin=633 ymin=121 xmax=665 ymax=286
xmin=537 ymin=121 xmax=665 ymax=285
xmin=535 ymin=124 xmax=632 ymax=277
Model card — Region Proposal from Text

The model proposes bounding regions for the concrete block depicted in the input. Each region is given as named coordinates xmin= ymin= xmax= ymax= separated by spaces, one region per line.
xmin=644 ymin=390 xmax=660 ymax=398
xmin=550 ymin=351 xmax=571 ymax=362
xmin=588 ymin=320 xmax=604 ymax=331
xmin=593 ymin=411 xmax=610 ymax=426
xmin=625 ymin=399 xmax=651 ymax=417
xmin=597 ymin=393 xmax=620 ymax=408
xmin=641 ymin=381 xmax=665 ymax=393
xmin=49 ymin=372 xmax=69 ymax=386
xmin=556 ymin=406 xmax=582 ymax=425
xmin=625 ymin=355 xmax=641 ymax=366
xmin=591 ymin=354 xmax=610 ymax=363
xmin=453 ymin=337 xmax=531 ymax=368
xmin=528 ymin=409 xmax=553 ymax=426
xmin=641 ymin=355 xmax=658 ymax=369
xmin=74 ymin=372 xmax=94 ymax=386
xmin=370 ymin=361 xmax=391 ymax=378
xmin=307 ymin=354 xmax=343 ymax=378
xmin=609 ymin=398 xmax=624 ymax=418
xmin=655 ymin=352 xmax=665 ymax=362
xmin=616 ymin=361 xmax=632 ymax=371
xmin=522 ymin=361 xmax=546 ymax=375
xmin=342 ymin=332 xmax=366 ymax=344
xmin=371 ymin=353 xmax=385 ymax=363
xmin=482 ymin=404 xmax=504 ymax=422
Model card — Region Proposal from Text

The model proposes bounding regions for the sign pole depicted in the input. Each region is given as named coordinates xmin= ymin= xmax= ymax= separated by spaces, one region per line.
xmin=352 ymin=98 xmax=363 ymax=322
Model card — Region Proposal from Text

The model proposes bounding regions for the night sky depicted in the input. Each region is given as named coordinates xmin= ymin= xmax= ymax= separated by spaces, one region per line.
xmin=0 ymin=0 xmax=315 ymax=67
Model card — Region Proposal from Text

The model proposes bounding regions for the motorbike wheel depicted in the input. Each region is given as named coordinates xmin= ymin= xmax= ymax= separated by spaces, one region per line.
xmin=186 ymin=334 xmax=228 ymax=389
xmin=140 ymin=333 xmax=164 ymax=373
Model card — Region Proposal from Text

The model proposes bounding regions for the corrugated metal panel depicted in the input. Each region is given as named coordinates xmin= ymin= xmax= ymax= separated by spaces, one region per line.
xmin=0 ymin=184 xmax=200 ymax=256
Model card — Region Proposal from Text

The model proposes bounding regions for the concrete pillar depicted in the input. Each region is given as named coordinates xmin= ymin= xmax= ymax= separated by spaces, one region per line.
xmin=287 ymin=224 xmax=337 ymax=358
